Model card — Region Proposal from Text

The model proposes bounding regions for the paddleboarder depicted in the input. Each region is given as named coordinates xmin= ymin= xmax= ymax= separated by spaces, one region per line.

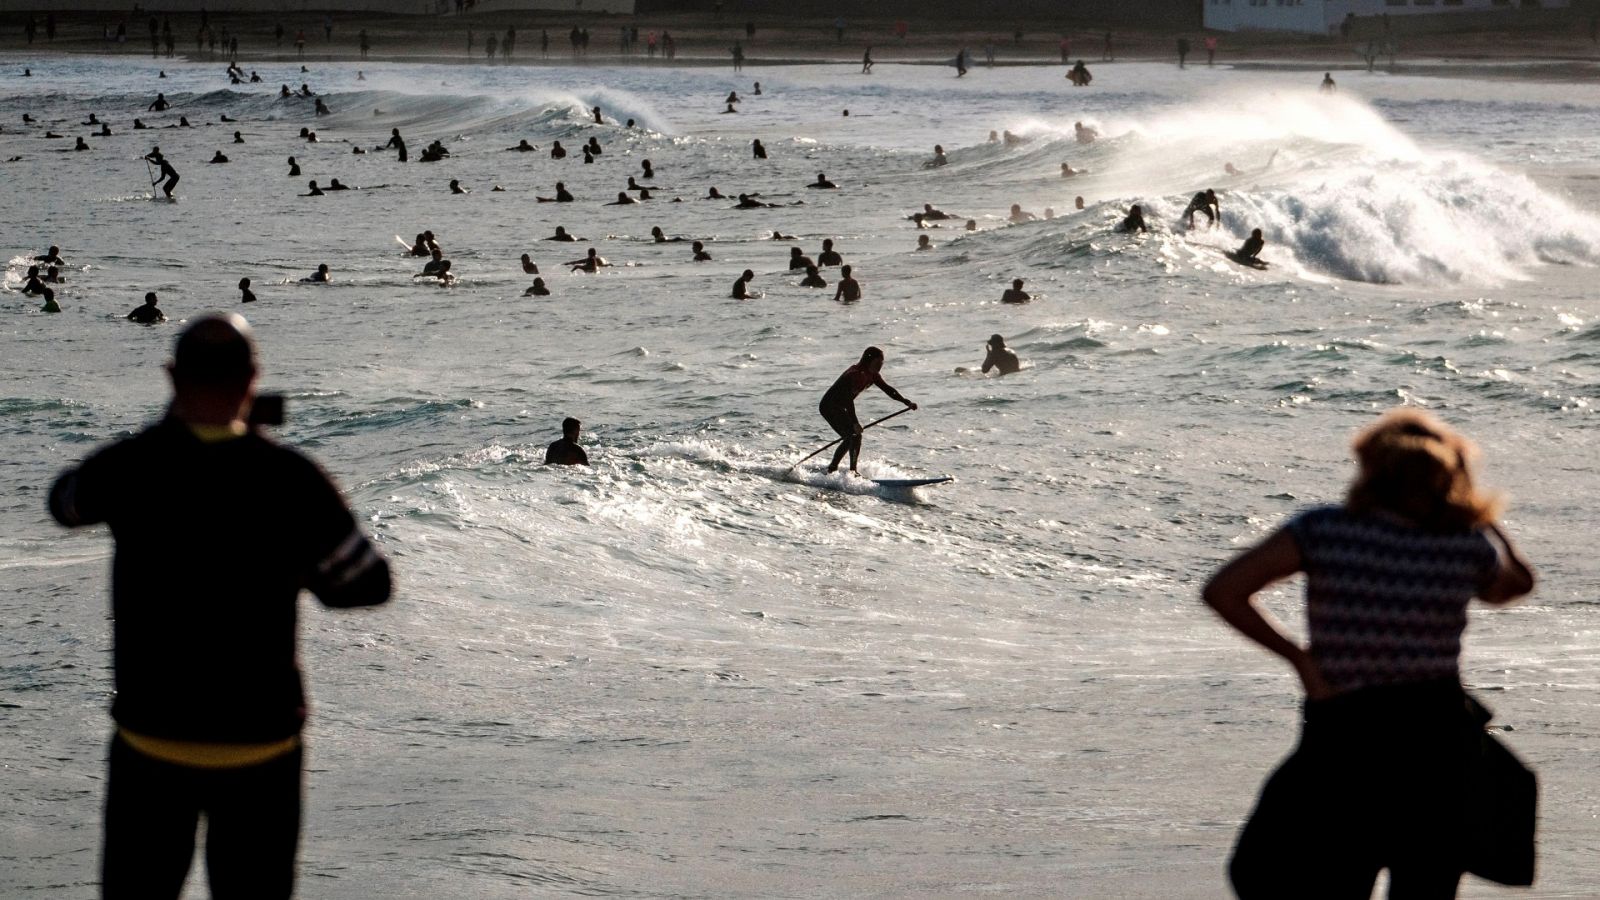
xmin=818 ymin=346 xmax=916 ymax=475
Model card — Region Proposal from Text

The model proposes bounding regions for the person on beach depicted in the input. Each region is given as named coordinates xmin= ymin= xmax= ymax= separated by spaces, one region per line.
xmin=1183 ymin=189 xmax=1220 ymax=228
xmin=831 ymin=265 xmax=861 ymax=303
xmin=1119 ymin=204 xmax=1149 ymax=234
xmin=981 ymin=334 xmax=1021 ymax=374
xmin=1321 ymin=72 xmax=1337 ymax=93
xmin=799 ymin=265 xmax=827 ymax=288
xmin=862 ymin=47 xmax=874 ymax=74
xmin=524 ymin=278 xmax=550 ymax=296
xmin=127 ymin=291 xmax=165 ymax=324
xmin=48 ymin=314 xmax=391 ymax=900
xmin=566 ymin=248 xmax=609 ymax=273
xmin=545 ymin=417 xmax=589 ymax=466
xmin=144 ymin=147 xmax=180 ymax=199
xmin=692 ymin=241 xmax=712 ymax=261
xmin=732 ymin=270 xmax=756 ymax=299
xmin=818 ymin=347 xmax=917 ymax=475
xmin=1203 ymin=408 xmax=1535 ymax=899
xmin=386 ymin=128 xmax=407 ymax=162
xmin=239 ymin=277 xmax=256 ymax=304
xmin=1235 ymin=228 xmax=1266 ymax=264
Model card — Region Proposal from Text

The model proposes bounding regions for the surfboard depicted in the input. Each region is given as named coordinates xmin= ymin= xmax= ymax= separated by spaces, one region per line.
xmin=1224 ymin=250 xmax=1269 ymax=270
xmin=873 ymin=477 xmax=954 ymax=488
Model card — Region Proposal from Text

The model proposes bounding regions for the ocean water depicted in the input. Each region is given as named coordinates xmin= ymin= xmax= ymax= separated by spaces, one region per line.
xmin=3 ymin=54 xmax=1600 ymax=898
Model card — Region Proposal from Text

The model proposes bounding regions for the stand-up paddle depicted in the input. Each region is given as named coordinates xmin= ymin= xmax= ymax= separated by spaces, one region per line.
xmin=785 ymin=406 xmax=914 ymax=477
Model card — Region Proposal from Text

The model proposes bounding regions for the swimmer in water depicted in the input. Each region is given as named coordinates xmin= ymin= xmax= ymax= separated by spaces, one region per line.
xmin=133 ymin=119 xmax=147 ymax=129
xmin=127 ymin=292 xmax=165 ymax=324
xmin=988 ymin=130 xmax=1000 ymax=143
xmin=520 ymin=253 xmax=539 ymax=274
xmin=1000 ymin=278 xmax=1032 ymax=304
xmin=1074 ymin=121 xmax=1098 ymax=144
xmin=73 ymin=137 xmax=89 ymax=151
xmin=148 ymin=93 xmax=170 ymax=111
xmin=1235 ymin=227 xmax=1265 ymax=263
xmin=327 ymin=179 xmax=349 ymax=190
xmin=817 ymin=239 xmax=843 ymax=267
xmin=927 ymin=144 xmax=948 ymax=168
xmin=97 ymin=123 xmax=112 ymax=136
xmin=752 ymin=139 xmax=767 ymax=160
xmin=22 ymin=267 xmax=55 ymax=308
xmin=280 ymin=84 xmax=292 ymax=98
xmin=524 ymin=278 xmax=550 ymax=296
xmin=419 ymin=249 xmax=446 ymax=275
xmin=302 ymin=264 xmax=331 ymax=283
xmin=415 ymin=259 xmax=454 ymax=285
xmin=735 ymin=193 xmax=775 ymax=209
xmin=692 ymin=241 xmax=712 ymax=261
xmin=707 ymin=187 xmax=726 ymax=200
xmin=1182 ymin=188 xmax=1220 ymax=228
xmin=536 ymin=182 xmax=574 ymax=203
xmin=550 ymin=141 xmax=567 ymax=159
xmin=209 ymin=150 xmax=229 ymax=163
xmin=831 ymin=265 xmax=861 ymax=303
xmin=239 ymin=277 xmax=256 ymax=303
xmin=1008 ymin=204 xmax=1037 ymax=224
xmin=592 ymin=106 xmax=603 ymax=125
xmin=1061 ymin=163 xmax=1080 ymax=178
xmin=1075 ymin=196 xmax=1086 ymax=210
xmin=583 ymin=150 xmax=595 ymax=165
xmin=651 ymin=227 xmax=682 ymax=243
xmin=721 ymin=103 xmax=738 ymax=114
xmin=43 ymin=266 xmax=64 ymax=284
xmin=1225 ymin=162 xmax=1241 ymax=176
xmin=305 ymin=180 xmax=325 ymax=196
xmin=982 ymin=334 xmax=1021 ymax=375
xmin=408 ymin=233 xmax=431 ymax=256
xmin=567 ymin=248 xmax=610 ymax=273
xmin=726 ymin=91 xmax=740 ymax=105
xmin=731 ymin=270 xmax=756 ymax=299
xmin=800 ymin=265 xmax=827 ymax=288
xmin=314 ymin=98 xmax=330 ymax=116
xmin=585 ymin=137 xmax=602 ymax=156
xmin=450 ymin=179 xmax=469 ymax=194
xmin=1119 ymin=204 xmax=1149 ymax=234
xmin=606 ymin=191 xmax=638 ymax=205
xmin=287 ymin=156 xmax=301 ymax=176
xmin=789 ymin=246 xmax=815 ymax=270
xmin=233 ymin=131 xmax=244 ymax=144
xmin=916 ymin=235 xmax=932 ymax=251
xmin=965 ymin=219 xmax=978 ymax=231
xmin=299 ymin=84 xmax=315 ymax=97
xmin=507 ymin=139 xmax=535 ymax=152
xmin=352 ymin=146 xmax=365 ymax=155
xmin=35 ymin=245 xmax=63 ymax=265
xmin=546 ymin=226 xmax=581 ymax=242
xmin=807 ymin=172 xmax=838 ymax=189
xmin=641 ymin=159 xmax=655 ymax=179
xmin=387 ymin=128 xmax=407 ymax=161
xmin=917 ymin=203 xmax=955 ymax=221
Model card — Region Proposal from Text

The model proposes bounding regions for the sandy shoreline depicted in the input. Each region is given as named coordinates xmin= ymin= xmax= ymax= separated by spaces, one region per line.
xmin=4 ymin=10 xmax=1599 ymax=82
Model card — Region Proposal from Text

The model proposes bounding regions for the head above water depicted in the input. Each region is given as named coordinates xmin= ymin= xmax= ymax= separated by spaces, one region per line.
xmin=562 ymin=417 xmax=581 ymax=438
xmin=988 ymin=334 xmax=1006 ymax=349
xmin=238 ymin=277 xmax=250 ymax=289
xmin=1346 ymin=408 xmax=1499 ymax=532
xmin=1012 ymin=278 xmax=1024 ymax=289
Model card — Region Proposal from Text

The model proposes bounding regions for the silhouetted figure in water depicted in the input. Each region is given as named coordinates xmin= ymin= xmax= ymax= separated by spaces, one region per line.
xmin=1119 ymin=204 xmax=1148 ymax=234
xmin=982 ymin=334 xmax=1020 ymax=374
xmin=818 ymin=346 xmax=916 ymax=474
xmin=545 ymin=417 xmax=589 ymax=465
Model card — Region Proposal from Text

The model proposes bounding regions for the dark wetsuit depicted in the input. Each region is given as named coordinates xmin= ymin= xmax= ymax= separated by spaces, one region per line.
xmin=1237 ymin=234 xmax=1265 ymax=262
xmin=1184 ymin=192 xmax=1217 ymax=226
xmin=544 ymin=438 xmax=589 ymax=466
xmin=387 ymin=134 xmax=407 ymax=162
xmin=982 ymin=347 xmax=1021 ymax=375
xmin=147 ymin=154 xmax=179 ymax=198
xmin=819 ymin=365 xmax=905 ymax=441
xmin=49 ymin=417 xmax=390 ymax=899
xmin=127 ymin=304 xmax=164 ymax=324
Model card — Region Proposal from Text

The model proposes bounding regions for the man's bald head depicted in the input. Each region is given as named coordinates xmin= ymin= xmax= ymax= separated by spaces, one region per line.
xmin=172 ymin=313 xmax=257 ymax=389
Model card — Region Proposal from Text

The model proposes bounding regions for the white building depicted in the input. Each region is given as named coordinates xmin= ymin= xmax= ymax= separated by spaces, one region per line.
xmin=1204 ymin=0 xmax=1570 ymax=35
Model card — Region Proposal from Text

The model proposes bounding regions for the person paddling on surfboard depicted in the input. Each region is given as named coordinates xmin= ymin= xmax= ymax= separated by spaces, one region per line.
xmin=819 ymin=347 xmax=916 ymax=475
xmin=1234 ymin=227 xmax=1265 ymax=265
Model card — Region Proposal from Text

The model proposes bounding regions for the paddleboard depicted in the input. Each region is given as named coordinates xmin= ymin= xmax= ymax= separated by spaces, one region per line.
xmin=873 ymin=477 xmax=954 ymax=488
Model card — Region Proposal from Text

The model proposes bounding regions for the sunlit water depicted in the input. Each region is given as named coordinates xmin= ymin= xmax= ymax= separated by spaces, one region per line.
xmin=3 ymin=54 xmax=1600 ymax=897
